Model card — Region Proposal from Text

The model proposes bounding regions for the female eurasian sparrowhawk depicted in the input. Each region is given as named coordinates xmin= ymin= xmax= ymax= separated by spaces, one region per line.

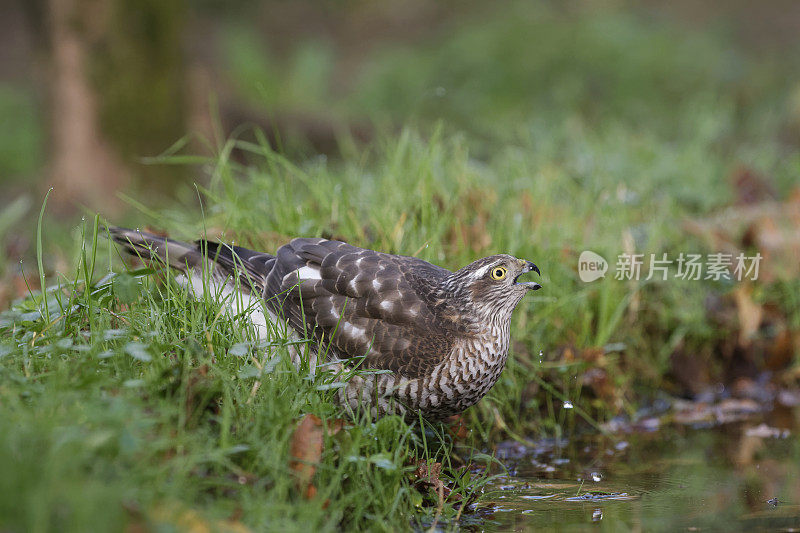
xmin=108 ymin=227 xmax=541 ymax=420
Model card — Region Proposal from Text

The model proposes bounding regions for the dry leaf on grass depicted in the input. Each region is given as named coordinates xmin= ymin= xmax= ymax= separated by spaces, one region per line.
xmin=445 ymin=414 xmax=470 ymax=441
xmin=289 ymin=414 xmax=344 ymax=499
xmin=414 ymin=461 xmax=444 ymax=491
xmin=414 ymin=461 xmax=445 ymax=531
xmin=289 ymin=414 xmax=324 ymax=499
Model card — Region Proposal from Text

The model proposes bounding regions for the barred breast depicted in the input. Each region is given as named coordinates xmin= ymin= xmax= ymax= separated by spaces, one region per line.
xmin=335 ymin=323 xmax=511 ymax=420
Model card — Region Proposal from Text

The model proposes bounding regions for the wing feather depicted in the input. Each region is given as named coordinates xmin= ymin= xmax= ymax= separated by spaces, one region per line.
xmin=110 ymin=227 xmax=460 ymax=380
xmin=266 ymin=239 xmax=458 ymax=378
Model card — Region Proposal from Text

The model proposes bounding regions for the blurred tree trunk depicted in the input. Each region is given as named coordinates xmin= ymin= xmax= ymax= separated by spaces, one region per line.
xmin=47 ymin=0 xmax=127 ymax=214
xmin=90 ymin=0 xmax=188 ymax=186
xmin=24 ymin=0 xmax=187 ymax=215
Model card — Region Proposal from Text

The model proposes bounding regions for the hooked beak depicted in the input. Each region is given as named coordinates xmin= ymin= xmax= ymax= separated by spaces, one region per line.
xmin=515 ymin=260 xmax=542 ymax=290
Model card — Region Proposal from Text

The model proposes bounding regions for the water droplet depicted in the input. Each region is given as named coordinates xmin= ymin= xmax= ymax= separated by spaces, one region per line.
xmin=592 ymin=508 xmax=603 ymax=522
xmin=591 ymin=472 xmax=602 ymax=482
xmin=767 ymin=497 xmax=779 ymax=507
xmin=563 ymin=401 xmax=574 ymax=409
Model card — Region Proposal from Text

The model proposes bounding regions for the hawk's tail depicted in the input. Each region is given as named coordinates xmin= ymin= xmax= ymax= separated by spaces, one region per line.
xmin=105 ymin=226 xmax=277 ymax=294
xmin=106 ymin=226 xmax=286 ymax=341
xmin=106 ymin=226 xmax=210 ymax=274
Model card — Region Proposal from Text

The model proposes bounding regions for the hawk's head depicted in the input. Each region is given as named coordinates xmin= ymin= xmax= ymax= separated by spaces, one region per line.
xmin=445 ymin=254 xmax=541 ymax=321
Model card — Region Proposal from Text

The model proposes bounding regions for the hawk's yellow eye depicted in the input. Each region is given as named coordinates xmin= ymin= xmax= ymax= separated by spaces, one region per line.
xmin=490 ymin=267 xmax=507 ymax=280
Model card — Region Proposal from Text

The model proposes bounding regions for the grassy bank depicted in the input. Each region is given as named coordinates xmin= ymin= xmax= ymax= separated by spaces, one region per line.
xmin=0 ymin=211 xmax=494 ymax=531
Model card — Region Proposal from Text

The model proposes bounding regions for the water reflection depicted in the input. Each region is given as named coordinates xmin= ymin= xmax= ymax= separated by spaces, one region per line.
xmin=478 ymin=408 xmax=800 ymax=531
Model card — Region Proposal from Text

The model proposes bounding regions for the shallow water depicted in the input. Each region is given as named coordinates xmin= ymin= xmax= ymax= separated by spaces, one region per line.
xmin=475 ymin=408 xmax=800 ymax=531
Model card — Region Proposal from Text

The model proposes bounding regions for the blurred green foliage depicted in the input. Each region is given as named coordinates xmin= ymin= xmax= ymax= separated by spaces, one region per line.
xmin=90 ymin=0 xmax=188 ymax=184
xmin=224 ymin=29 xmax=335 ymax=112
xmin=0 ymin=86 xmax=43 ymax=181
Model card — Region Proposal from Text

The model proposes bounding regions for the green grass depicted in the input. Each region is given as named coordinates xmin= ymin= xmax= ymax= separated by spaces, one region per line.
xmin=3 ymin=2 xmax=800 ymax=530
xmin=0 ymin=216 xmax=498 ymax=531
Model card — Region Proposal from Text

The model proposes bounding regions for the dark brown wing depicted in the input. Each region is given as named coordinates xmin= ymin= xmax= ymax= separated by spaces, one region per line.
xmin=264 ymin=238 xmax=464 ymax=379
xmin=111 ymin=227 xmax=462 ymax=379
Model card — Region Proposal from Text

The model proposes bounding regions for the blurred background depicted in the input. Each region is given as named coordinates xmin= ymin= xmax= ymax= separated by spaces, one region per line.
xmin=2 ymin=0 xmax=800 ymax=213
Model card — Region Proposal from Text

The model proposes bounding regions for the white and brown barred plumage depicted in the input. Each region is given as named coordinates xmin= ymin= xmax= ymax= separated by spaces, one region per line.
xmin=107 ymin=226 xmax=541 ymax=420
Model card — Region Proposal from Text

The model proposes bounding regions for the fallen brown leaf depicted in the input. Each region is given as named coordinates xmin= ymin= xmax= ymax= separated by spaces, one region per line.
xmin=445 ymin=414 xmax=469 ymax=441
xmin=414 ymin=461 xmax=445 ymax=531
xmin=414 ymin=461 xmax=444 ymax=493
xmin=289 ymin=414 xmax=344 ymax=499
xmin=289 ymin=414 xmax=324 ymax=498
